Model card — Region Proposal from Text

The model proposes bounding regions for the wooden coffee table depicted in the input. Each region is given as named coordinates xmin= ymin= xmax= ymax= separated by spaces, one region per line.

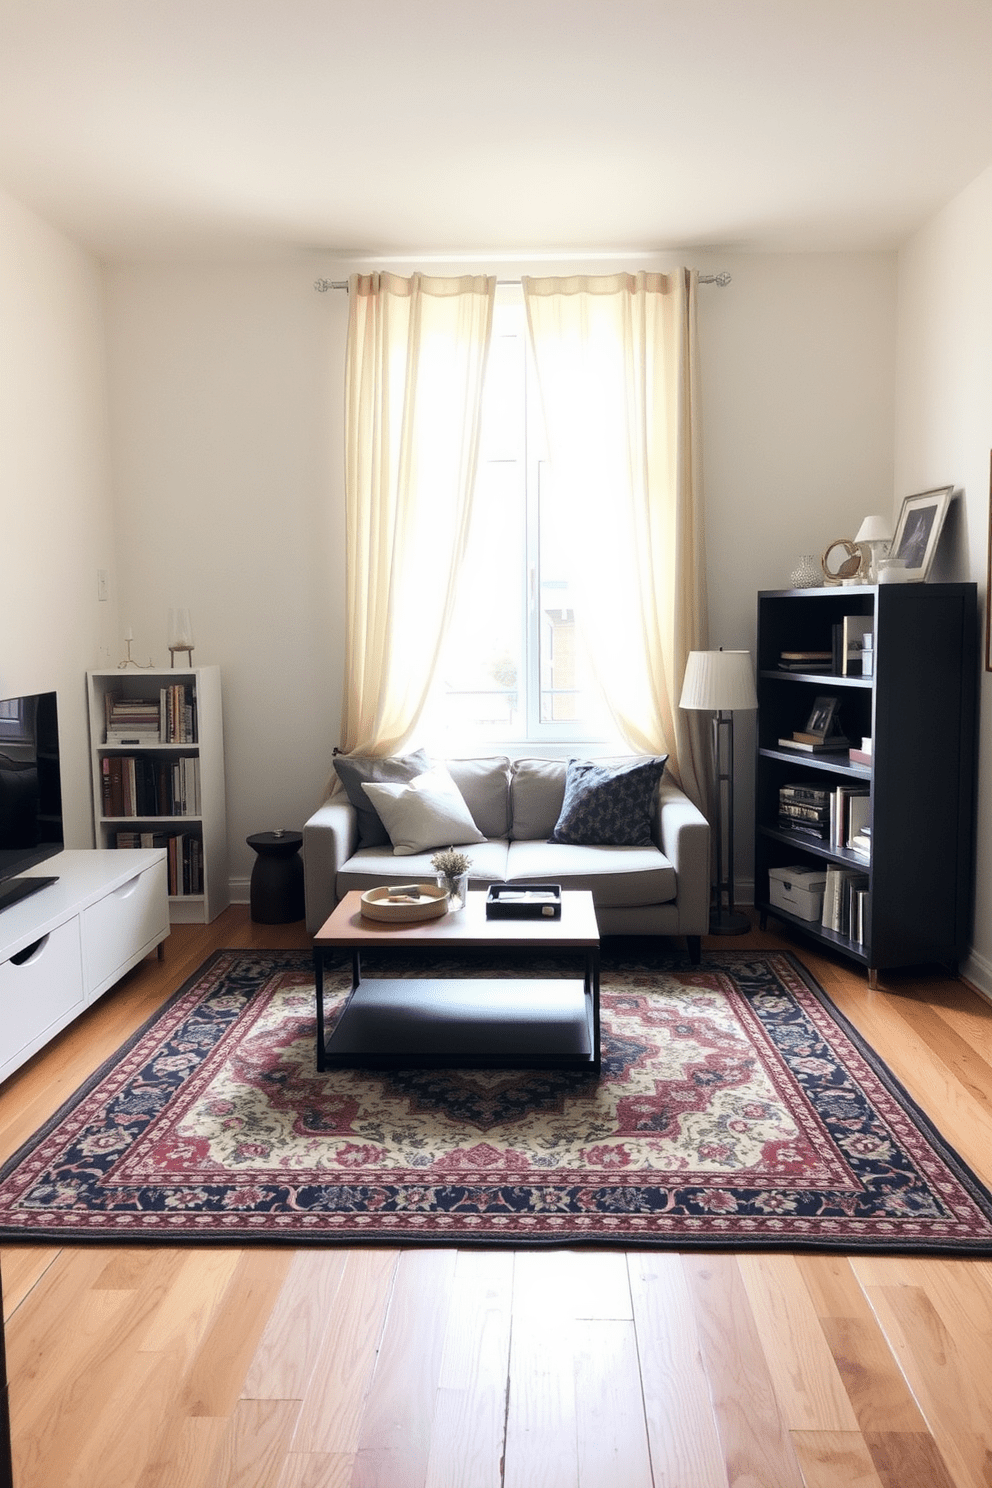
xmin=312 ymin=889 xmax=600 ymax=1071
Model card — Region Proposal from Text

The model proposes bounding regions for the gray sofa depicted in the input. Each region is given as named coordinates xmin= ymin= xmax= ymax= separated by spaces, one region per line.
xmin=303 ymin=755 xmax=710 ymax=960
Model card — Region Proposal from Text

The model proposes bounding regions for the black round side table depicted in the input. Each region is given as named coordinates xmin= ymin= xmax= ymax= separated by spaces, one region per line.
xmin=247 ymin=830 xmax=305 ymax=923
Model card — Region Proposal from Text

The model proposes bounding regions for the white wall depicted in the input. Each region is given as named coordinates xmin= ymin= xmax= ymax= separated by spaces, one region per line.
xmin=0 ymin=186 xmax=116 ymax=850
xmin=699 ymin=253 xmax=897 ymax=887
xmin=104 ymin=266 xmax=346 ymax=897
xmin=104 ymin=252 xmax=897 ymax=902
xmin=895 ymin=165 xmax=992 ymax=995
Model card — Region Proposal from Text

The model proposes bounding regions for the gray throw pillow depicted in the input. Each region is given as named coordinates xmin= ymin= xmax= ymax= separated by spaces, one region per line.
xmin=332 ymin=749 xmax=430 ymax=848
xmin=550 ymin=756 xmax=668 ymax=846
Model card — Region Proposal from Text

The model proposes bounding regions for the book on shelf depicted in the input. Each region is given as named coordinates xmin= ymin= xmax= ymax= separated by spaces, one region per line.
xmin=101 ymin=754 xmax=200 ymax=819
xmin=777 ymin=650 xmax=832 ymax=672
xmin=845 ymin=794 xmax=871 ymax=848
xmin=829 ymin=784 xmax=870 ymax=849
xmin=777 ymin=736 xmax=851 ymax=753
xmin=779 ymin=782 xmax=829 ymax=806
xmin=777 ymin=819 xmax=830 ymax=842
xmin=779 ymin=800 xmax=828 ymax=823
xmin=821 ymin=865 xmax=870 ymax=937
xmin=102 ymin=684 xmax=198 ymax=744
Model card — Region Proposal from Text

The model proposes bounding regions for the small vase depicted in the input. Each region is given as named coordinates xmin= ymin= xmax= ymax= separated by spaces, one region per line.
xmin=438 ymin=871 xmax=469 ymax=910
xmin=789 ymin=554 xmax=821 ymax=589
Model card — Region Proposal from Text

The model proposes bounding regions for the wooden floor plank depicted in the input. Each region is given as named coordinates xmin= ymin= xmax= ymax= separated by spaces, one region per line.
xmin=351 ymin=1248 xmax=458 ymax=1488
xmin=791 ymin=1429 xmax=886 ymax=1488
xmin=628 ymin=1251 xmax=727 ymax=1488
xmin=859 ymin=1277 xmax=992 ymax=1488
xmin=682 ymin=1253 xmax=807 ymax=1488
xmin=241 ymin=1248 xmax=349 ymax=1402
xmin=211 ymin=1398 xmax=302 ymax=1488
xmin=290 ymin=1247 xmax=399 ymax=1457
xmin=133 ymin=1417 xmax=230 ymax=1488
xmin=177 ymin=1248 xmax=294 ymax=1418
xmin=738 ymin=1253 xmax=860 ymax=1432
xmin=573 ymin=1318 xmax=653 ymax=1488
xmin=503 ymin=1251 xmax=580 ymax=1488
xmin=275 ymin=1453 xmax=356 ymax=1488
xmin=0 ymin=1247 xmax=59 ymax=1319
xmin=861 ymin=1429 xmax=959 ymax=1488
xmin=424 ymin=1250 xmax=513 ymax=1488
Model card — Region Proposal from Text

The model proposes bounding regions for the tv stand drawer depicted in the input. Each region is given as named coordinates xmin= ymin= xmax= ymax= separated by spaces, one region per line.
xmin=0 ymin=919 xmax=84 ymax=1076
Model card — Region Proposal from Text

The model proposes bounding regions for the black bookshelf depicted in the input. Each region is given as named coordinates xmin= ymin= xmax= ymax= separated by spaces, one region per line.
xmin=754 ymin=582 xmax=977 ymax=983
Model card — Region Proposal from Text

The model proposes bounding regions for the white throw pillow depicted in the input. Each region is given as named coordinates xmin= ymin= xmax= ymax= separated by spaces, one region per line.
xmin=360 ymin=765 xmax=486 ymax=856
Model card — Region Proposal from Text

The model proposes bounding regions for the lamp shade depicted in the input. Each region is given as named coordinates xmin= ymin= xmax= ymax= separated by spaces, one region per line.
xmin=679 ymin=650 xmax=757 ymax=712
xmin=855 ymin=514 xmax=893 ymax=544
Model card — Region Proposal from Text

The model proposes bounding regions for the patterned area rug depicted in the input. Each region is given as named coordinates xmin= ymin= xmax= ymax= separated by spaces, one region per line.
xmin=2 ymin=947 xmax=992 ymax=1250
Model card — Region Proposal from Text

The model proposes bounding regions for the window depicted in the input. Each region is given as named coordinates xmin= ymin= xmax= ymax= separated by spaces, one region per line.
xmin=424 ymin=291 xmax=617 ymax=751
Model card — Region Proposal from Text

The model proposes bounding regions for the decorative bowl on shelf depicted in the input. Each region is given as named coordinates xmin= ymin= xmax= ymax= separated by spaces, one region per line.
xmin=360 ymin=884 xmax=449 ymax=923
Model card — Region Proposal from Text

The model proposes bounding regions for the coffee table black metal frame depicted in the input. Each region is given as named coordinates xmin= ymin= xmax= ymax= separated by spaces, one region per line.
xmin=312 ymin=889 xmax=600 ymax=1072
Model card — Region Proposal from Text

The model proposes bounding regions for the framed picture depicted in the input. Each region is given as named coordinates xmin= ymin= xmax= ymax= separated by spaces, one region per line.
xmin=890 ymin=485 xmax=954 ymax=581
xmin=803 ymin=695 xmax=840 ymax=740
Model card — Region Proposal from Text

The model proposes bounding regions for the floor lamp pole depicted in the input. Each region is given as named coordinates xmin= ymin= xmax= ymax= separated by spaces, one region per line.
xmin=710 ymin=708 xmax=749 ymax=935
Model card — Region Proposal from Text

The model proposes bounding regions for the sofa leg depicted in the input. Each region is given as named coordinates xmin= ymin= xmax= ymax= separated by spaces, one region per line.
xmin=686 ymin=935 xmax=701 ymax=965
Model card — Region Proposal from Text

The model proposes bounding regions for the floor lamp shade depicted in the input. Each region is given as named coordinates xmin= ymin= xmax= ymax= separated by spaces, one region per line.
xmin=679 ymin=650 xmax=757 ymax=935
xmin=679 ymin=650 xmax=758 ymax=713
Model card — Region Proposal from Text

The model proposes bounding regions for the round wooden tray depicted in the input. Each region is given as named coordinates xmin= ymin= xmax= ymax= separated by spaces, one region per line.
xmin=360 ymin=884 xmax=449 ymax=923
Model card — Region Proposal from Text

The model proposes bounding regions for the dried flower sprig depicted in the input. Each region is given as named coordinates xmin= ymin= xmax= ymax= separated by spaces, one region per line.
xmin=430 ymin=848 xmax=471 ymax=877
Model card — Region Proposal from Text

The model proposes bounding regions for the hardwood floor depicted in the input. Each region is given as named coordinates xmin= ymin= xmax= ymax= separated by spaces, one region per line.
xmin=3 ymin=907 xmax=992 ymax=1487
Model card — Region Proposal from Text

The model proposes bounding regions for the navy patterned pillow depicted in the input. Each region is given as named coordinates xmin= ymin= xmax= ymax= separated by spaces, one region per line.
xmin=550 ymin=756 xmax=668 ymax=846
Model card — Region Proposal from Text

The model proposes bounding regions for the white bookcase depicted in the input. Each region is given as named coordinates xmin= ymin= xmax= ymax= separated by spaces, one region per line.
xmin=86 ymin=666 xmax=229 ymax=923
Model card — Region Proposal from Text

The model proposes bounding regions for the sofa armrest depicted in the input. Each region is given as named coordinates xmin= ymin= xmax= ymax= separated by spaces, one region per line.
xmin=654 ymin=777 xmax=711 ymax=936
xmin=303 ymin=797 xmax=358 ymax=934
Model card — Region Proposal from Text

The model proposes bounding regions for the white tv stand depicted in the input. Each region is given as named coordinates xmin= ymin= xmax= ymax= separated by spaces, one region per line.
xmin=0 ymin=849 xmax=169 ymax=1084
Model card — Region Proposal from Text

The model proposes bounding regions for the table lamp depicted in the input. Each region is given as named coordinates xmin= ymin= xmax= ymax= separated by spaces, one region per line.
xmin=854 ymin=514 xmax=893 ymax=583
xmin=679 ymin=649 xmax=758 ymax=934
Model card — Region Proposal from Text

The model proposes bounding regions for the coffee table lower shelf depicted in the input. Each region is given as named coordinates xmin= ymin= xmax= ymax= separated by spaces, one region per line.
xmin=319 ymin=975 xmax=596 ymax=1069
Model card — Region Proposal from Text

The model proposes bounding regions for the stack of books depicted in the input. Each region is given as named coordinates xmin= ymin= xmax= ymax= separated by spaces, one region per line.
xmin=102 ymin=685 xmax=197 ymax=744
xmin=778 ymin=783 xmax=829 ymax=840
xmin=777 ymin=731 xmax=850 ymax=754
xmin=777 ymin=650 xmax=832 ymax=673
xmin=103 ymin=695 xmax=162 ymax=746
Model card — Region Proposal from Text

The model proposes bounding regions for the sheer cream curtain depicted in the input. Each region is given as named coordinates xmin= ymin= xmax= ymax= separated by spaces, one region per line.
xmin=521 ymin=269 xmax=709 ymax=808
xmin=340 ymin=272 xmax=496 ymax=759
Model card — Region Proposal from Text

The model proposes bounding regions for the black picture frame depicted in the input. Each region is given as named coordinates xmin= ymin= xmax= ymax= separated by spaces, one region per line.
xmin=803 ymin=695 xmax=840 ymax=740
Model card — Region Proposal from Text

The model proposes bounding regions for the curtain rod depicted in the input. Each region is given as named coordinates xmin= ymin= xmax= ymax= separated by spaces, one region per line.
xmin=314 ymin=271 xmax=731 ymax=292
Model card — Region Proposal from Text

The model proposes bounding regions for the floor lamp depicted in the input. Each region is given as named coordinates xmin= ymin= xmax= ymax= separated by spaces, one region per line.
xmin=679 ymin=649 xmax=758 ymax=935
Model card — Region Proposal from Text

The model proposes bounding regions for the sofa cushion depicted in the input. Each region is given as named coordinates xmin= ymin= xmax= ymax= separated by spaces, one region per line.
xmin=332 ymin=749 xmax=430 ymax=849
xmin=361 ymin=765 xmax=486 ymax=856
xmin=337 ymin=839 xmax=510 ymax=898
xmin=505 ymin=840 xmax=677 ymax=909
xmin=447 ymin=756 xmax=512 ymax=839
xmin=550 ymin=756 xmax=668 ymax=846
xmin=508 ymin=757 xmax=568 ymax=841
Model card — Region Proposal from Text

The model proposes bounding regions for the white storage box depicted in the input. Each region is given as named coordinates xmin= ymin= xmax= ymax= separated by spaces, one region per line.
xmin=768 ymin=865 xmax=827 ymax=922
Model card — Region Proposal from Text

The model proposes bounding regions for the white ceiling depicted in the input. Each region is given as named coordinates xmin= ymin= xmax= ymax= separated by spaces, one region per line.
xmin=1 ymin=0 xmax=992 ymax=264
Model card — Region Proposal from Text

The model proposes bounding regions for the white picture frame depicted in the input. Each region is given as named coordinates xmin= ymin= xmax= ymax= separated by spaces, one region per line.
xmin=890 ymin=485 xmax=954 ymax=581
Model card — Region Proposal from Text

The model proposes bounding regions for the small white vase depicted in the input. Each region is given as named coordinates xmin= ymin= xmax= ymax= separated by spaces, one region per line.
xmin=789 ymin=554 xmax=821 ymax=589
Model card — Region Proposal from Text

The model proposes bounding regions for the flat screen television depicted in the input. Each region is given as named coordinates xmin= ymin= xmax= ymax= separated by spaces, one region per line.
xmin=0 ymin=691 xmax=64 ymax=914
